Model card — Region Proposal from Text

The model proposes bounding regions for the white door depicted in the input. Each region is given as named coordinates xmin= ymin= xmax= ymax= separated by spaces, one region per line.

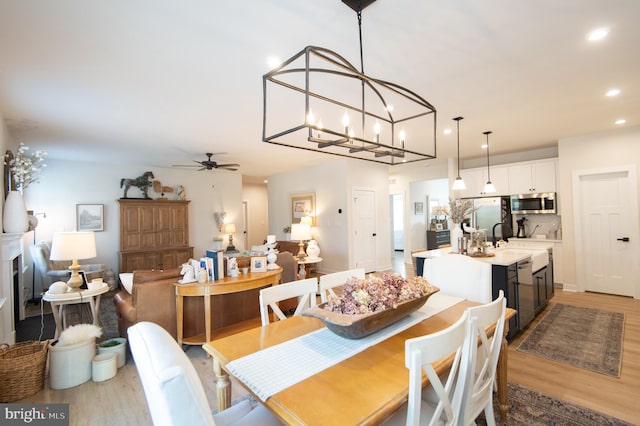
xmin=391 ymin=193 xmax=403 ymax=250
xmin=574 ymin=167 xmax=639 ymax=297
xmin=353 ymin=189 xmax=376 ymax=273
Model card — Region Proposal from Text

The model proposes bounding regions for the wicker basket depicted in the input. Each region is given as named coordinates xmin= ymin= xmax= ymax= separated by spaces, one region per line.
xmin=0 ymin=340 xmax=49 ymax=402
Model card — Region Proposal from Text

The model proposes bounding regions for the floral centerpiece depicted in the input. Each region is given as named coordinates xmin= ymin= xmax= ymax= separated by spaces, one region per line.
xmin=303 ymin=273 xmax=440 ymax=339
xmin=5 ymin=143 xmax=47 ymax=191
xmin=323 ymin=273 xmax=435 ymax=314
xmin=448 ymin=198 xmax=476 ymax=224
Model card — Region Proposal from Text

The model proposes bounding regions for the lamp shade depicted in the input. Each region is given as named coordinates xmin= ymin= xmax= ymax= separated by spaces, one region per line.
xmin=222 ymin=223 xmax=236 ymax=234
xmin=50 ymin=231 xmax=97 ymax=261
xmin=290 ymin=223 xmax=311 ymax=241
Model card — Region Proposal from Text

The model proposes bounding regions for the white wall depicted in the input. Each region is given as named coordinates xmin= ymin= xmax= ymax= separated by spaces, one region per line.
xmin=267 ymin=158 xmax=391 ymax=274
xmin=20 ymin=158 xmax=243 ymax=295
xmin=389 ymin=161 xmax=449 ymax=262
xmin=558 ymin=125 xmax=640 ymax=290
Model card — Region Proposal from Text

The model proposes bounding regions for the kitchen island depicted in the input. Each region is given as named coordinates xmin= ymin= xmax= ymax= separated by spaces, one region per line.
xmin=413 ymin=244 xmax=554 ymax=339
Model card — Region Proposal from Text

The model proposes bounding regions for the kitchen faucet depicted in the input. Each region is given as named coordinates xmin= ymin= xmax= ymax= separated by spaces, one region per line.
xmin=492 ymin=222 xmax=509 ymax=247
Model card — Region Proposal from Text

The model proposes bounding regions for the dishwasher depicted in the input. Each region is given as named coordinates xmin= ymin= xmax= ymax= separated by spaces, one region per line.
xmin=517 ymin=258 xmax=535 ymax=329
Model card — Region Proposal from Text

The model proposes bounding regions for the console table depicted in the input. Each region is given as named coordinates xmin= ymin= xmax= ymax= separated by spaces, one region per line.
xmin=174 ymin=268 xmax=282 ymax=346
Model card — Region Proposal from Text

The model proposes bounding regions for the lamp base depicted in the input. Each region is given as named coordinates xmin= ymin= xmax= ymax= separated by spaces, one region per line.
xmin=225 ymin=245 xmax=239 ymax=254
xmin=296 ymin=241 xmax=307 ymax=259
xmin=67 ymin=261 xmax=84 ymax=290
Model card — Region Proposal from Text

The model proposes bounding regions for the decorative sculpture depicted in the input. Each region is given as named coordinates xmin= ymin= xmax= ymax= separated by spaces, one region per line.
xmin=120 ymin=171 xmax=154 ymax=199
xmin=178 ymin=263 xmax=196 ymax=284
xmin=152 ymin=180 xmax=174 ymax=200
xmin=177 ymin=185 xmax=186 ymax=200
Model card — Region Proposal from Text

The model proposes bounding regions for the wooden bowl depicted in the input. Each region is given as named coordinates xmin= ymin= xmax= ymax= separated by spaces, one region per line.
xmin=302 ymin=287 xmax=439 ymax=339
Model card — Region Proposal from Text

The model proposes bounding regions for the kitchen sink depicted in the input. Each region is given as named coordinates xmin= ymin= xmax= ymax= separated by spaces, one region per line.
xmin=500 ymin=248 xmax=549 ymax=272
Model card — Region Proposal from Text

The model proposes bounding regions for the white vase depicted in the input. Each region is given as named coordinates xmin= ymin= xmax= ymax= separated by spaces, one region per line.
xmin=306 ymin=239 xmax=320 ymax=259
xmin=451 ymin=223 xmax=463 ymax=254
xmin=3 ymin=190 xmax=29 ymax=233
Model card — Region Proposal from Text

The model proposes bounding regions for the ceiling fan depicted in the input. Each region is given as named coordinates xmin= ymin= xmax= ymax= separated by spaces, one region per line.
xmin=172 ymin=153 xmax=240 ymax=171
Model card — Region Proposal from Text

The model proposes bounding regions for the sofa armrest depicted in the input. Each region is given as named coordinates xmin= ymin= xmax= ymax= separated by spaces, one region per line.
xmin=114 ymin=291 xmax=136 ymax=323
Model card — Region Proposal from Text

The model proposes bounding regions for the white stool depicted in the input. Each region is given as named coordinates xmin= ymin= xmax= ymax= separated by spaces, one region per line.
xmin=92 ymin=352 xmax=117 ymax=382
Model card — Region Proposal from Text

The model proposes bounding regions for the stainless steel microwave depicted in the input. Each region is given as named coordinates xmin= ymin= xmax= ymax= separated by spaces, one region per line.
xmin=510 ymin=193 xmax=556 ymax=214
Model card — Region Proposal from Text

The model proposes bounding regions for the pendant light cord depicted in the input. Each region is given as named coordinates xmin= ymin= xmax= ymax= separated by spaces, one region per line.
xmin=357 ymin=2 xmax=365 ymax=141
xmin=484 ymin=131 xmax=492 ymax=180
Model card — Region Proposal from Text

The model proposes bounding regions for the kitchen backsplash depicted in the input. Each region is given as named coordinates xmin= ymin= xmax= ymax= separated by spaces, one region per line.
xmin=511 ymin=214 xmax=562 ymax=240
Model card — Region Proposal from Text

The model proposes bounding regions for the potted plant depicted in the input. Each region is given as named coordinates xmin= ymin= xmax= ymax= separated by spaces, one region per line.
xmin=283 ymin=226 xmax=291 ymax=241
xmin=97 ymin=337 xmax=127 ymax=369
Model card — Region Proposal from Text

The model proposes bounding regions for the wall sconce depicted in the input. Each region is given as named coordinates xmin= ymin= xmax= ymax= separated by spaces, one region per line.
xmin=214 ymin=212 xmax=227 ymax=231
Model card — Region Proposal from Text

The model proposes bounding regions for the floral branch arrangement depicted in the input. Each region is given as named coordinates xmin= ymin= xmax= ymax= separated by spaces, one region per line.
xmin=4 ymin=143 xmax=47 ymax=191
xmin=282 ymin=226 xmax=291 ymax=234
xmin=323 ymin=273 xmax=437 ymax=315
xmin=448 ymin=198 xmax=477 ymax=223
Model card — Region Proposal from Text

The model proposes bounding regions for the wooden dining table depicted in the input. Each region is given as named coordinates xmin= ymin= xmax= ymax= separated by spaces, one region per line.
xmin=203 ymin=299 xmax=516 ymax=425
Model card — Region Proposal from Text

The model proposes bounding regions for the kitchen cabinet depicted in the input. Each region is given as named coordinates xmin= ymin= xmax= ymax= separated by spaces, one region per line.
xmin=118 ymin=199 xmax=193 ymax=272
xmin=459 ymin=166 xmax=508 ymax=198
xmin=491 ymin=263 xmax=519 ymax=340
xmin=507 ymin=160 xmax=556 ymax=194
xmin=426 ymin=230 xmax=451 ymax=250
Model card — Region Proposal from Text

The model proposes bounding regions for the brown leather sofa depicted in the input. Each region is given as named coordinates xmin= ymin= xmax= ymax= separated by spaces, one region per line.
xmin=113 ymin=253 xmax=300 ymax=339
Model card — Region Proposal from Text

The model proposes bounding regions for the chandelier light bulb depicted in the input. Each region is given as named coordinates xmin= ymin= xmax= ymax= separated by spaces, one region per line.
xmin=342 ymin=111 xmax=350 ymax=129
xmin=307 ymin=110 xmax=315 ymax=125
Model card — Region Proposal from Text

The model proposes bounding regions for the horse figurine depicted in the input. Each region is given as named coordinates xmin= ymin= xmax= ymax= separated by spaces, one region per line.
xmin=178 ymin=263 xmax=196 ymax=284
xmin=120 ymin=171 xmax=154 ymax=199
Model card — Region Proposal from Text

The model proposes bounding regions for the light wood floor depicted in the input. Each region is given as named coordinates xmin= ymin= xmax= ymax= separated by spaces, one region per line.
xmin=18 ymin=255 xmax=640 ymax=425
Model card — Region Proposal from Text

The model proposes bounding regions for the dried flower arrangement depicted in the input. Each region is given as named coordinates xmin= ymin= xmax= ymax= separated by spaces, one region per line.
xmin=4 ymin=143 xmax=47 ymax=191
xmin=448 ymin=198 xmax=477 ymax=224
xmin=323 ymin=273 xmax=437 ymax=315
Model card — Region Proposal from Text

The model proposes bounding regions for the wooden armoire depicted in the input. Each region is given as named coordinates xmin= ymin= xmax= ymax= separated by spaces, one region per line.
xmin=118 ymin=199 xmax=193 ymax=272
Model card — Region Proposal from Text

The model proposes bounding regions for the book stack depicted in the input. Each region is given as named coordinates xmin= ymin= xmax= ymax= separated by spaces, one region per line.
xmin=202 ymin=250 xmax=225 ymax=281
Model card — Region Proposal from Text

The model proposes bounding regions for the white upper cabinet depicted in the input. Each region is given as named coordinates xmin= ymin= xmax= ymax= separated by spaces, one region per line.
xmin=459 ymin=166 xmax=509 ymax=198
xmin=507 ymin=160 xmax=557 ymax=194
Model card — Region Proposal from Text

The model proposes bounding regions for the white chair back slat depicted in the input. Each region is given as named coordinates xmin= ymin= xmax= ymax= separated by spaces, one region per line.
xmin=259 ymin=278 xmax=318 ymax=326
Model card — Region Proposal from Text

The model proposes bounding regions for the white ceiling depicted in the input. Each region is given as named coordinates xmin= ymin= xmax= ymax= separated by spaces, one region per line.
xmin=1 ymin=0 xmax=638 ymax=182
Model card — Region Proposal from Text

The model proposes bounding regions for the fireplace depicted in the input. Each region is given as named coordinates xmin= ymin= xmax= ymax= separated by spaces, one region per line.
xmin=1 ymin=233 xmax=25 ymax=345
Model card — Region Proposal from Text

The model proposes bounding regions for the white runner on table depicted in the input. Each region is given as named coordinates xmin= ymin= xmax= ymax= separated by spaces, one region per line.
xmin=226 ymin=293 xmax=463 ymax=402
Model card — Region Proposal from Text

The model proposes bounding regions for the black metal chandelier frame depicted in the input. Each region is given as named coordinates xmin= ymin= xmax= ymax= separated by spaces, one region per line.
xmin=262 ymin=1 xmax=437 ymax=165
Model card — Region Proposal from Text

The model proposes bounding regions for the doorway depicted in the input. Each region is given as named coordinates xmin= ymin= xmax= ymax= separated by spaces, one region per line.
xmin=573 ymin=166 xmax=640 ymax=298
xmin=390 ymin=193 xmax=404 ymax=251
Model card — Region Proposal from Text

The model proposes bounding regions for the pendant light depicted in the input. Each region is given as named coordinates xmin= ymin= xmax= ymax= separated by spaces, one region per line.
xmin=483 ymin=131 xmax=496 ymax=193
xmin=452 ymin=116 xmax=466 ymax=190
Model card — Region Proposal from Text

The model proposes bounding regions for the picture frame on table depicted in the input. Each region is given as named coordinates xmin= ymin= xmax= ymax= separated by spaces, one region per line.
xmin=290 ymin=193 xmax=315 ymax=225
xmin=78 ymin=270 xmax=88 ymax=289
xmin=251 ymin=256 xmax=267 ymax=273
xmin=77 ymin=203 xmax=104 ymax=232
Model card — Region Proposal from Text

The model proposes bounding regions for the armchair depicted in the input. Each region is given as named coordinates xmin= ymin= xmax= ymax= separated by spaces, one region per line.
xmin=30 ymin=240 xmax=105 ymax=291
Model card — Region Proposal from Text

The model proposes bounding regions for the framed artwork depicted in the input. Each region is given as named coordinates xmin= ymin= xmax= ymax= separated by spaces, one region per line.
xmin=77 ymin=204 xmax=104 ymax=231
xmin=251 ymin=256 xmax=267 ymax=273
xmin=414 ymin=201 xmax=424 ymax=215
xmin=290 ymin=193 xmax=316 ymax=225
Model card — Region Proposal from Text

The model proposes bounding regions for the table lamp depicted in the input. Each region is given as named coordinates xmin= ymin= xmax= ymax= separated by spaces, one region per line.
xmin=222 ymin=223 xmax=238 ymax=253
xmin=50 ymin=231 xmax=97 ymax=290
xmin=290 ymin=223 xmax=311 ymax=259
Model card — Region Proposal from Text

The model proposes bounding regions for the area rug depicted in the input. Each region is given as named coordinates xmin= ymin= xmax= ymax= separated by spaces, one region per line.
xmin=476 ymin=382 xmax=633 ymax=426
xmin=517 ymin=303 xmax=624 ymax=377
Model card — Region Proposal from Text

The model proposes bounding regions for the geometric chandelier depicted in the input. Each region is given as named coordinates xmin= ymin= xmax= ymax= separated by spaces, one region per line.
xmin=262 ymin=0 xmax=437 ymax=166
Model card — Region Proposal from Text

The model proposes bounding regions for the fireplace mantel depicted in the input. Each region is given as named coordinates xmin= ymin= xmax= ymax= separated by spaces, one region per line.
xmin=1 ymin=233 xmax=25 ymax=345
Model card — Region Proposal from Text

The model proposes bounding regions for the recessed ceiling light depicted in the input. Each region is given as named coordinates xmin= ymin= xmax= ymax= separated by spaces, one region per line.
xmin=267 ymin=56 xmax=281 ymax=68
xmin=606 ymin=88 xmax=621 ymax=97
xmin=615 ymin=119 xmax=626 ymax=125
xmin=587 ymin=27 xmax=609 ymax=41
xmin=443 ymin=128 xmax=452 ymax=135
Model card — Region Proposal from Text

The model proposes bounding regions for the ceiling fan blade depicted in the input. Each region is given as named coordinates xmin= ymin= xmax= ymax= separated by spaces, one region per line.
xmin=219 ymin=167 xmax=238 ymax=171
xmin=172 ymin=164 xmax=200 ymax=168
xmin=216 ymin=163 xmax=240 ymax=168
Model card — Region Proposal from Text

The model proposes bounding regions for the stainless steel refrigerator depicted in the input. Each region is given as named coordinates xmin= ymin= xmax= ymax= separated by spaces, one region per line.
xmin=462 ymin=196 xmax=513 ymax=241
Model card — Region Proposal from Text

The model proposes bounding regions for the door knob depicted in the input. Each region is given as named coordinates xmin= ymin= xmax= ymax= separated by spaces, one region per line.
xmin=617 ymin=237 xmax=630 ymax=242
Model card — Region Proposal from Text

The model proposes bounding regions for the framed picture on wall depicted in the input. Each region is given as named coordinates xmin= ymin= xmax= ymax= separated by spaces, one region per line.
xmin=290 ymin=193 xmax=316 ymax=225
xmin=76 ymin=204 xmax=104 ymax=232
xmin=414 ymin=202 xmax=424 ymax=215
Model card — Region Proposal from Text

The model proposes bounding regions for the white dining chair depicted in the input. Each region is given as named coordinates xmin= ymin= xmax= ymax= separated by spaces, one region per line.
xmin=127 ymin=321 xmax=282 ymax=426
xmin=422 ymin=254 xmax=493 ymax=303
xmin=461 ymin=290 xmax=507 ymax=426
xmin=385 ymin=311 xmax=476 ymax=426
xmin=318 ymin=268 xmax=365 ymax=303
xmin=259 ymin=278 xmax=318 ymax=326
